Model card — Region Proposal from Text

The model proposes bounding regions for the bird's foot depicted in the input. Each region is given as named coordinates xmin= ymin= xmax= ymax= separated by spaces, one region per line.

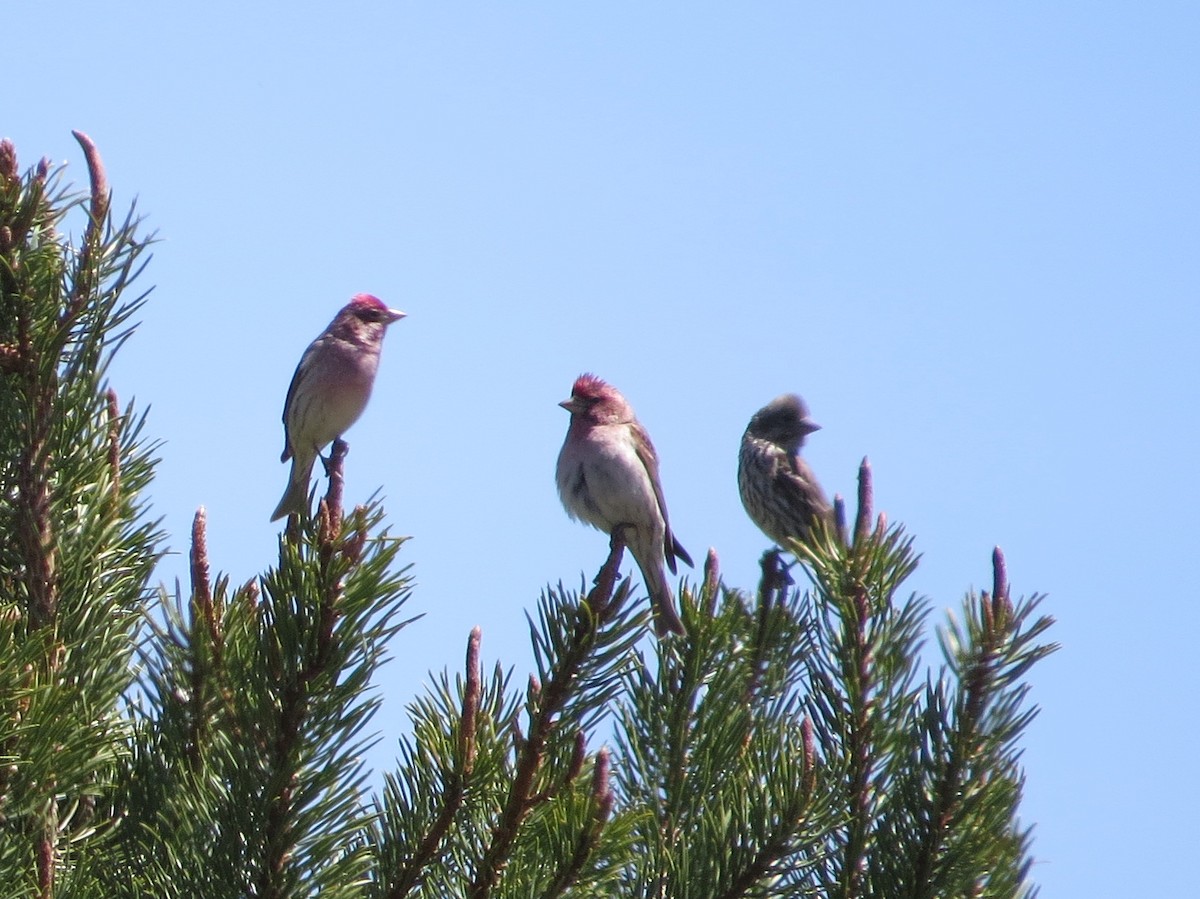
xmin=762 ymin=547 xmax=794 ymax=588
xmin=319 ymin=438 xmax=350 ymax=476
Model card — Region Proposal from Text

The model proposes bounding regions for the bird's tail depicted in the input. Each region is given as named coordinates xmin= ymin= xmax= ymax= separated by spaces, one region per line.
xmin=270 ymin=452 xmax=316 ymax=522
xmin=635 ymin=550 xmax=686 ymax=638
xmin=665 ymin=530 xmax=694 ymax=573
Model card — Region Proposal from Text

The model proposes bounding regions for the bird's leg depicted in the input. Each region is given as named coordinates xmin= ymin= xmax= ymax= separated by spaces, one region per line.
xmin=763 ymin=547 xmax=794 ymax=589
xmin=594 ymin=525 xmax=629 ymax=588
xmin=586 ymin=527 xmax=628 ymax=622
xmin=319 ymin=438 xmax=350 ymax=476
xmin=322 ymin=439 xmax=349 ymax=529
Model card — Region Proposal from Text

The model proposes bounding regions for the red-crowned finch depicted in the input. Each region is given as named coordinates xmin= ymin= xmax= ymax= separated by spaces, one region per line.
xmin=738 ymin=394 xmax=833 ymax=549
xmin=556 ymin=374 xmax=693 ymax=637
xmin=270 ymin=294 xmax=405 ymax=521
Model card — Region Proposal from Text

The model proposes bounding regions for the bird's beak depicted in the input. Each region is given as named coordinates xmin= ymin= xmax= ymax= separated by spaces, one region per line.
xmin=802 ymin=421 xmax=821 ymax=434
xmin=559 ymin=398 xmax=582 ymax=414
xmin=385 ymin=309 xmax=407 ymax=324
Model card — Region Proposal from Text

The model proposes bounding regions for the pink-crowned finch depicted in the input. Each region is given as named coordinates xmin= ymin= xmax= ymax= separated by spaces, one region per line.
xmin=270 ymin=294 xmax=405 ymax=521
xmin=556 ymin=374 xmax=693 ymax=637
xmin=738 ymin=394 xmax=832 ymax=548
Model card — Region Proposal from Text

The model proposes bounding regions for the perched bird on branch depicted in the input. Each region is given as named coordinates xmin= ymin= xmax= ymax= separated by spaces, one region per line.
xmin=271 ymin=294 xmax=405 ymax=521
xmin=556 ymin=374 xmax=692 ymax=637
xmin=738 ymin=394 xmax=832 ymax=550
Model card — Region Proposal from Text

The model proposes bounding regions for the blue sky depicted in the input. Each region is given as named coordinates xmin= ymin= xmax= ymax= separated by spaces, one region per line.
xmin=8 ymin=3 xmax=1199 ymax=894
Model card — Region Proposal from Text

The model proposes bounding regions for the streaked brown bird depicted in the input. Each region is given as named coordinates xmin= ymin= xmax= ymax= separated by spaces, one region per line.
xmin=738 ymin=394 xmax=832 ymax=549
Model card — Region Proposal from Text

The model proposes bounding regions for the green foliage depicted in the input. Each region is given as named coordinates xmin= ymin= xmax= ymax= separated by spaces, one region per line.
xmin=0 ymin=133 xmax=162 ymax=898
xmin=112 ymin=499 xmax=416 ymax=899
xmin=0 ymin=135 xmax=1057 ymax=899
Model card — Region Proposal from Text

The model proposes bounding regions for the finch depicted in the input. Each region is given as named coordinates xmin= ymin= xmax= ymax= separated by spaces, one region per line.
xmin=270 ymin=294 xmax=405 ymax=521
xmin=738 ymin=394 xmax=832 ymax=549
xmin=556 ymin=374 xmax=693 ymax=637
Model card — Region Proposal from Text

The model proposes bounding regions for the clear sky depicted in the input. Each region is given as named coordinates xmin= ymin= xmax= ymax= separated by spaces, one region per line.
xmin=8 ymin=3 xmax=1199 ymax=894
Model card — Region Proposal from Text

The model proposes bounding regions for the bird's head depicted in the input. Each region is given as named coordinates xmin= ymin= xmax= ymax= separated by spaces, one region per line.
xmin=345 ymin=293 xmax=406 ymax=326
xmin=747 ymin=394 xmax=820 ymax=452
xmin=559 ymin=373 xmax=632 ymax=424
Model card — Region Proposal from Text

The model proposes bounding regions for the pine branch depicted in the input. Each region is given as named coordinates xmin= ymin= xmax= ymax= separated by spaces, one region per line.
xmin=384 ymin=628 xmax=482 ymax=898
xmin=0 ymin=133 xmax=160 ymax=896
xmin=714 ymin=715 xmax=818 ymax=899
xmin=467 ymin=531 xmax=628 ymax=898
xmin=903 ymin=548 xmax=1058 ymax=898
xmin=258 ymin=441 xmax=408 ymax=897
xmin=541 ymin=747 xmax=616 ymax=896
xmin=914 ymin=550 xmax=1013 ymax=888
xmin=617 ymin=544 xmax=835 ymax=897
xmin=835 ymin=459 xmax=881 ymax=899
xmin=63 ymin=131 xmax=110 ymax=325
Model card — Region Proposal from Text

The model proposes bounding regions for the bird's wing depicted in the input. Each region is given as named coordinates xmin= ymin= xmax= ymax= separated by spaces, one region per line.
xmin=279 ymin=343 xmax=317 ymax=462
xmin=775 ymin=453 xmax=832 ymax=523
xmin=631 ymin=420 xmax=692 ymax=571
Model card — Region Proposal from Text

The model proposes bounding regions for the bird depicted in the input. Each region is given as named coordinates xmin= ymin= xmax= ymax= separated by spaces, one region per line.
xmin=738 ymin=394 xmax=832 ymax=549
xmin=270 ymin=294 xmax=405 ymax=521
xmin=556 ymin=373 xmax=693 ymax=637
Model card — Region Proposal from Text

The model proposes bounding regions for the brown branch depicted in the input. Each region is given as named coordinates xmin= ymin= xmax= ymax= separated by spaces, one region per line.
xmin=467 ymin=536 xmax=626 ymax=898
xmin=542 ymin=747 xmax=615 ymax=896
xmin=15 ymin=285 xmax=57 ymax=632
xmin=701 ymin=547 xmax=721 ymax=617
xmin=36 ymin=829 xmax=53 ymax=899
xmin=0 ymin=138 xmax=17 ymax=184
xmin=746 ymin=549 xmax=791 ymax=703
xmin=72 ymin=131 xmax=109 ymax=229
xmin=1 ymin=145 xmax=49 ymax=266
xmin=838 ymin=585 xmax=875 ymax=899
xmin=190 ymin=507 xmax=212 ymax=621
xmin=461 ymin=627 xmax=482 ymax=772
xmin=63 ymin=131 xmax=109 ymax=326
xmin=309 ymin=437 xmax=350 ymax=674
xmin=837 ymin=466 xmax=879 ymax=899
xmin=321 ymin=438 xmax=349 ymax=541
xmin=910 ymin=548 xmax=1011 ymax=898
xmin=565 ymin=730 xmax=586 ymax=785
xmin=387 ymin=628 xmax=484 ymax=899
xmin=852 ymin=457 xmax=872 ymax=548
xmin=718 ymin=832 xmax=792 ymax=898
xmin=718 ymin=717 xmax=817 ymax=899
xmin=833 ymin=494 xmax=848 ymax=547
xmin=105 ymin=388 xmax=121 ymax=499
xmin=260 ymin=438 xmax=352 ymax=896
xmin=186 ymin=508 xmax=216 ymax=766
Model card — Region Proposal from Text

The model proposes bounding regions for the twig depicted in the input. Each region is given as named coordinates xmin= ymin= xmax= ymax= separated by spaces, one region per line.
xmin=853 ymin=458 xmax=872 ymax=548
xmin=910 ymin=548 xmax=1010 ymax=897
xmin=717 ymin=717 xmax=817 ymax=899
xmin=187 ymin=508 xmax=216 ymax=766
xmin=838 ymin=460 xmax=879 ymax=899
xmin=542 ymin=747 xmax=615 ymax=896
xmin=63 ymin=131 xmax=110 ymax=325
xmin=388 ymin=628 xmax=483 ymax=898
xmin=105 ymin=388 xmax=121 ymax=499
xmin=746 ymin=550 xmax=791 ymax=703
xmin=467 ymin=536 xmax=627 ymax=898
xmin=260 ymin=439 xmax=351 ymax=897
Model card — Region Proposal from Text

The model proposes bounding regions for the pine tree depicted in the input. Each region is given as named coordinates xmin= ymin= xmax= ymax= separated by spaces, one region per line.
xmin=0 ymin=135 xmax=1056 ymax=898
